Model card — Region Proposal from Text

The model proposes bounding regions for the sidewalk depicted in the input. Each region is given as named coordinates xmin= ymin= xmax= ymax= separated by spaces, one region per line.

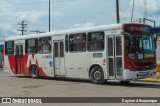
xmin=138 ymin=72 xmax=160 ymax=83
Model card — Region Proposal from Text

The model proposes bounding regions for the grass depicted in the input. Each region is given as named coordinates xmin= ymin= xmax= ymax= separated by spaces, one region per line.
xmin=154 ymin=76 xmax=160 ymax=79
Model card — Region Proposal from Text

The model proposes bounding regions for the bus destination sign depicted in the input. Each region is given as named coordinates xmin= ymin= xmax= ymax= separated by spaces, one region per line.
xmin=123 ymin=24 xmax=152 ymax=34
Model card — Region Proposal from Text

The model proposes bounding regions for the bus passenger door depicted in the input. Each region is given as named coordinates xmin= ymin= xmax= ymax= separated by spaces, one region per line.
xmin=15 ymin=44 xmax=24 ymax=74
xmin=107 ymin=35 xmax=123 ymax=78
xmin=53 ymin=40 xmax=65 ymax=76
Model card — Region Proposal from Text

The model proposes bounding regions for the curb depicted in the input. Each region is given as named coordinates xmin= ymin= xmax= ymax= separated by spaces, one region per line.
xmin=136 ymin=73 xmax=160 ymax=83
xmin=136 ymin=79 xmax=160 ymax=83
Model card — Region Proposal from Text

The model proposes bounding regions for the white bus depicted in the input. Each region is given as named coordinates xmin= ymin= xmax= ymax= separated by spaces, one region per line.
xmin=3 ymin=23 xmax=157 ymax=84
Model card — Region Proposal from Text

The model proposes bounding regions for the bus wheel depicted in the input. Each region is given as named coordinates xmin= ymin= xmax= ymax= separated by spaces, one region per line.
xmin=30 ymin=66 xmax=39 ymax=79
xmin=90 ymin=66 xmax=105 ymax=84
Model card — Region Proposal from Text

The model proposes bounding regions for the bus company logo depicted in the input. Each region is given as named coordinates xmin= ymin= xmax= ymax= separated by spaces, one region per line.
xmin=27 ymin=55 xmax=38 ymax=67
xmin=2 ymin=98 xmax=11 ymax=103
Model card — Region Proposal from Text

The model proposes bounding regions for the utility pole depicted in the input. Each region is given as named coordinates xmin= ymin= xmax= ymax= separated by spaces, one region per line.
xmin=131 ymin=0 xmax=135 ymax=22
xmin=116 ymin=0 xmax=120 ymax=23
xmin=49 ymin=0 xmax=51 ymax=32
xmin=17 ymin=20 xmax=28 ymax=35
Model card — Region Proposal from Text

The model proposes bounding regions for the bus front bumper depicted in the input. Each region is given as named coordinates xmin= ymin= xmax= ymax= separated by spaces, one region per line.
xmin=123 ymin=68 xmax=157 ymax=80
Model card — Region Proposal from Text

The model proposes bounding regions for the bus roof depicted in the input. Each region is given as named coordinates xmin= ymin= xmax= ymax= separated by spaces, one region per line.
xmin=5 ymin=23 xmax=123 ymax=41
xmin=5 ymin=23 xmax=148 ymax=41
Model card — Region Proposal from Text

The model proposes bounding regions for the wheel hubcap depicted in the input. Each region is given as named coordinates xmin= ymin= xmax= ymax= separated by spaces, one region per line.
xmin=32 ymin=68 xmax=37 ymax=77
xmin=94 ymin=71 xmax=102 ymax=80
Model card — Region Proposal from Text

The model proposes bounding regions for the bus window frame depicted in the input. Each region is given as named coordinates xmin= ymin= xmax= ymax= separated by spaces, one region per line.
xmin=25 ymin=38 xmax=38 ymax=54
xmin=69 ymin=33 xmax=87 ymax=53
xmin=87 ymin=31 xmax=105 ymax=52
xmin=39 ymin=37 xmax=52 ymax=54
xmin=5 ymin=41 xmax=14 ymax=55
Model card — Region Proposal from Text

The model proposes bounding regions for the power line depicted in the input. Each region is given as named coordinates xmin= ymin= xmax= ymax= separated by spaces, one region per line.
xmin=0 ymin=2 xmax=48 ymax=4
xmin=0 ymin=0 xmax=76 ymax=4
xmin=17 ymin=20 xmax=28 ymax=35
xmin=144 ymin=0 xmax=147 ymax=18
xmin=137 ymin=0 xmax=144 ymax=18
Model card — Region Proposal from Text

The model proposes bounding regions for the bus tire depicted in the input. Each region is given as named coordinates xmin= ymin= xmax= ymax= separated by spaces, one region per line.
xmin=29 ymin=66 xmax=39 ymax=79
xmin=90 ymin=66 xmax=105 ymax=84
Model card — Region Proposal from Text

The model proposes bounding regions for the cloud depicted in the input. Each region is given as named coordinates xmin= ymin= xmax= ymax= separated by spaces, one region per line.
xmin=128 ymin=0 xmax=160 ymax=26
xmin=0 ymin=1 xmax=63 ymax=37
xmin=0 ymin=24 xmax=13 ymax=31
xmin=0 ymin=2 xmax=13 ymax=12
xmin=147 ymin=0 xmax=160 ymax=15
xmin=0 ymin=1 xmax=63 ymax=23
xmin=132 ymin=0 xmax=160 ymax=16
xmin=112 ymin=11 xmax=131 ymax=22
xmin=13 ymin=11 xmax=48 ymax=23
xmin=0 ymin=24 xmax=19 ymax=38
xmin=13 ymin=11 xmax=63 ymax=23
xmin=69 ymin=22 xmax=95 ymax=29
xmin=0 ymin=24 xmax=14 ymax=37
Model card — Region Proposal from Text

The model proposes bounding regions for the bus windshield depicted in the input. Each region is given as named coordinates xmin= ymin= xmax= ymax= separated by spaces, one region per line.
xmin=125 ymin=35 xmax=156 ymax=59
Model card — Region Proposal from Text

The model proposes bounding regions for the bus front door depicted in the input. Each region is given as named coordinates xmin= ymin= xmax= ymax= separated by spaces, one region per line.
xmin=53 ymin=40 xmax=65 ymax=76
xmin=15 ymin=44 xmax=24 ymax=74
xmin=107 ymin=35 xmax=123 ymax=78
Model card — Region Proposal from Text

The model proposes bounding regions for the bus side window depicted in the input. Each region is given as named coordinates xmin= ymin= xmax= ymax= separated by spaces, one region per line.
xmin=5 ymin=41 xmax=14 ymax=55
xmin=39 ymin=37 xmax=51 ymax=54
xmin=116 ymin=36 xmax=122 ymax=55
xmin=88 ymin=31 xmax=104 ymax=51
xmin=69 ymin=33 xmax=86 ymax=52
xmin=25 ymin=39 xmax=38 ymax=54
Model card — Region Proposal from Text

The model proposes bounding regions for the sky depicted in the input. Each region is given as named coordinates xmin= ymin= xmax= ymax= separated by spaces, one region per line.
xmin=0 ymin=0 xmax=160 ymax=42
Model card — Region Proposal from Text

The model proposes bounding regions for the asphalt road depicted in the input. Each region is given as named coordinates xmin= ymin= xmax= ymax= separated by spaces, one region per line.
xmin=0 ymin=70 xmax=160 ymax=106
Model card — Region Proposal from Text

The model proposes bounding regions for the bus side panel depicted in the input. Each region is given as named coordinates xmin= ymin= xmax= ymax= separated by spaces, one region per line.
xmin=4 ymin=55 xmax=16 ymax=74
xmin=65 ymin=53 xmax=89 ymax=79
xmin=5 ymin=54 xmax=26 ymax=75
xmin=16 ymin=55 xmax=25 ymax=75
xmin=23 ymin=54 xmax=51 ymax=77
xmin=8 ymin=55 xmax=17 ymax=74
xmin=23 ymin=54 xmax=30 ymax=76
xmin=21 ymin=56 xmax=25 ymax=75
xmin=37 ymin=54 xmax=53 ymax=77
xmin=65 ymin=52 xmax=106 ymax=79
